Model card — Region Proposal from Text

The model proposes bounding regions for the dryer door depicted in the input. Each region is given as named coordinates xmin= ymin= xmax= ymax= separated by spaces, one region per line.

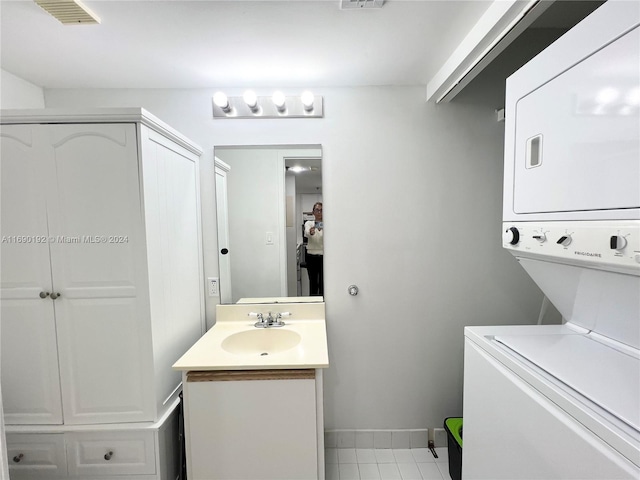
xmin=512 ymin=27 xmax=639 ymax=215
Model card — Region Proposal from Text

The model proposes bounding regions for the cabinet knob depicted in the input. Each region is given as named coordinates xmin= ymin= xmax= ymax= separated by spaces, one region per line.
xmin=39 ymin=291 xmax=50 ymax=299
xmin=13 ymin=453 xmax=24 ymax=463
xmin=50 ymin=292 xmax=61 ymax=300
xmin=104 ymin=451 xmax=114 ymax=461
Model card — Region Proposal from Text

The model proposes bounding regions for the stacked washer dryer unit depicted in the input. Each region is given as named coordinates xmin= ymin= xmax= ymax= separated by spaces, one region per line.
xmin=462 ymin=1 xmax=640 ymax=479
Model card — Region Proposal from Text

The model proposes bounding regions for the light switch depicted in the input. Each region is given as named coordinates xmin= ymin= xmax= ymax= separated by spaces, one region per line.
xmin=266 ymin=232 xmax=274 ymax=245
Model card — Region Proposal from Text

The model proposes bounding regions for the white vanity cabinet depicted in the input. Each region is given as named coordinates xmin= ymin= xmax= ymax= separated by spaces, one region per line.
xmin=183 ymin=369 xmax=323 ymax=480
xmin=0 ymin=108 xmax=205 ymax=479
xmin=174 ymin=302 xmax=329 ymax=480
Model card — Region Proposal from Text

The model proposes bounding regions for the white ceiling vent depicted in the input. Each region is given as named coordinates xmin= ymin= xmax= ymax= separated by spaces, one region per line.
xmin=34 ymin=0 xmax=101 ymax=25
xmin=340 ymin=0 xmax=385 ymax=9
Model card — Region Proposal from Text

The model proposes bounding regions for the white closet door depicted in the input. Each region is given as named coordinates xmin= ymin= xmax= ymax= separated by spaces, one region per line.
xmin=46 ymin=124 xmax=155 ymax=424
xmin=0 ymin=125 xmax=63 ymax=424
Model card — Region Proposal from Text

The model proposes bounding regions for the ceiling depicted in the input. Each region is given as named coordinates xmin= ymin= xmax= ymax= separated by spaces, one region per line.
xmin=1 ymin=0 xmax=494 ymax=90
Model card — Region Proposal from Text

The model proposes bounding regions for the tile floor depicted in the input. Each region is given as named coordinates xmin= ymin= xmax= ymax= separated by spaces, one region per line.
xmin=325 ymin=448 xmax=452 ymax=480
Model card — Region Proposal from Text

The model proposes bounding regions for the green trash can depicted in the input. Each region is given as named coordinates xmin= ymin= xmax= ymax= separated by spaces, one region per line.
xmin=444 ymin=417 xmax=463 ymax=480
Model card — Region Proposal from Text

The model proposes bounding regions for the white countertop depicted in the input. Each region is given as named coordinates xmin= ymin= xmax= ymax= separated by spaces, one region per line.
xmin=173 ymin=302 xmax=329 ymax=371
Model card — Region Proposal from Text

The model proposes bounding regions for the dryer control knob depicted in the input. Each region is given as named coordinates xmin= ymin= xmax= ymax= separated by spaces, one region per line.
xmin=557 ymin=235 xmax=572 ymax=247
xmin=533 ymin=232 xmax=546 ymax=243
xmin=503 ymin=227 xmax=520 ymax=245
xmin=610 ymin=235 xmax=627 ymax=250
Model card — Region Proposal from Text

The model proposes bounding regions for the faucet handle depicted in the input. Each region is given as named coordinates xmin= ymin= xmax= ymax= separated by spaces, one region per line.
xmin=271 ymin=312 xmax=291 ymax=327
xmin=249 ymin=312 xmax=268 ymax=328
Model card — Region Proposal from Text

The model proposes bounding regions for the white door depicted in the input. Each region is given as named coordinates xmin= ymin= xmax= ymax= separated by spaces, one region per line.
xmin=46 ymin=124 xmax=155 ymax=424
xmin=0 ymin=125 xmax=63 ymax=425
xmin=215 ymin=159 xmax=232 ymax=304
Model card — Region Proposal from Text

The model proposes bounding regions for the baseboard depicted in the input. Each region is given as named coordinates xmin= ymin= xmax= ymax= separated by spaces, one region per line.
xmin=324 ymin=428 xmax=447 ymax=449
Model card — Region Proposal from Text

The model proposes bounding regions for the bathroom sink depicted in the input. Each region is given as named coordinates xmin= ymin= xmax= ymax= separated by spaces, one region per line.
xmin=173 ymin=302 xmax=328 ymax=370
xmin=221 ymin=328 xmax=302 ymax=356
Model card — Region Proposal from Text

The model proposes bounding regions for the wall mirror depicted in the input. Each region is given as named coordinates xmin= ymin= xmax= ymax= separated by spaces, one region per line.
xmin=214 ymin=145 xmax=322 ymax=304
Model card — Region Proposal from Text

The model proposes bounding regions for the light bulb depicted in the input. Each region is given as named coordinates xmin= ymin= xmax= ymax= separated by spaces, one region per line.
xmin=272 ymin=91 xmax=286 ymax=111
xmin=213 ymin=92 xmax=231 ymax=113
xmin=301 ymin=91 xmax=314 ymax=111
xmin=243 ymin=90 xmax=258 ymax=110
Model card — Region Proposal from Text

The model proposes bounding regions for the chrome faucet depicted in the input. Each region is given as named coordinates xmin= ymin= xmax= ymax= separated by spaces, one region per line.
xmin=249 ymin=311 xmax=291 ymax=328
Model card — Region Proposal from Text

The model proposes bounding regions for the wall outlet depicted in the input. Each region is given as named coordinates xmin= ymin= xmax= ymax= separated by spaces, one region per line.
xmin=207 ymin=277 xmax=219 ymax=296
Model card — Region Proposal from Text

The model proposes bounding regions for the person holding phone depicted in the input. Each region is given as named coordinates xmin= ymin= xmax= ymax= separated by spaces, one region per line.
xmin=304 ymin=202 xmax=324 ymax=296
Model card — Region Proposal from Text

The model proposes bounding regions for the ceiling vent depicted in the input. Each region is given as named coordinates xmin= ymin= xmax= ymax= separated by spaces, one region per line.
xmin=34 ymin=0 xmax=100 ymax=24
xmin=340 ymin=0 xmax=385 ymax=9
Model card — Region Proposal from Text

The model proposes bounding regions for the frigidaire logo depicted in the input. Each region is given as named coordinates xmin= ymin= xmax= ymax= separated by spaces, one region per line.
xmin=575 ymin=251 xmax=602 ymax=258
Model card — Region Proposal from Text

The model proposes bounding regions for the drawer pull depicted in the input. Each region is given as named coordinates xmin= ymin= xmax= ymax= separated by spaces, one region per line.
xmin=13 ymin=453 xmax=24 ymax=463
xmin=104 ymin=451 xmax=114 ymax=461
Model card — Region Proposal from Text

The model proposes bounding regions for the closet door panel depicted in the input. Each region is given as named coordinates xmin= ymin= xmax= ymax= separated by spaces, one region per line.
xmin=0 ymin=125 xmax=63 ymax=424
xmin=55 ymin=298 xmax=154 ymax=424
xmin=1 ymin=300 xmax=63 ymax=424
xmin=0 ymin=125 xmax=52 ymax=293
xmin=46 ymin=124 xmax=142 ymax=295
xmin=46 ymin=124 xmax=154 ymax=424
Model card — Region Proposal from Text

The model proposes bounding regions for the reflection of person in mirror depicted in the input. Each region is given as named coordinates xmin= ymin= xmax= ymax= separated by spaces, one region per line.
xmin=304 ymin=202 xmax=324 ymax=296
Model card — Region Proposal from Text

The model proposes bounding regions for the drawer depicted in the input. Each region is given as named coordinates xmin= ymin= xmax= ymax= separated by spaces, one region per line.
xmin=67 ymin=431 xmax=156 ymax=476
xmin=6 ymin=433 xmax=67 ymax=479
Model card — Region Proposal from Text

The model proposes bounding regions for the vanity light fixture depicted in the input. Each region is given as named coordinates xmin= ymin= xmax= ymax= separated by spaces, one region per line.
xmin=212 ymin=91 xmax=324 ymax=119
xmin=272 ymin=91 xmax=287 ymax=112
xmin=301 ymin=91 xmax=315 ymax=112
xmin=213 ymin=92 xmax=232 ymax=114
xmin=243 ymin=90 xmax=259 ymax=112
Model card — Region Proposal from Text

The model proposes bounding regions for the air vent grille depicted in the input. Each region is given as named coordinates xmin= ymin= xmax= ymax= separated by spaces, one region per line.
xmin=340 ymin=0 xmax=385 ymax=9
xmin=34 ymin=0 xmax=100 ymax=24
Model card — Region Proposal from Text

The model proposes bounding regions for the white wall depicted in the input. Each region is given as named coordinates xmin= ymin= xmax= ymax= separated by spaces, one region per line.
xmin=1 ymin=69 xmax=45 ymax=108
xmin=43 ymin=85 xmax=547 ymax=430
